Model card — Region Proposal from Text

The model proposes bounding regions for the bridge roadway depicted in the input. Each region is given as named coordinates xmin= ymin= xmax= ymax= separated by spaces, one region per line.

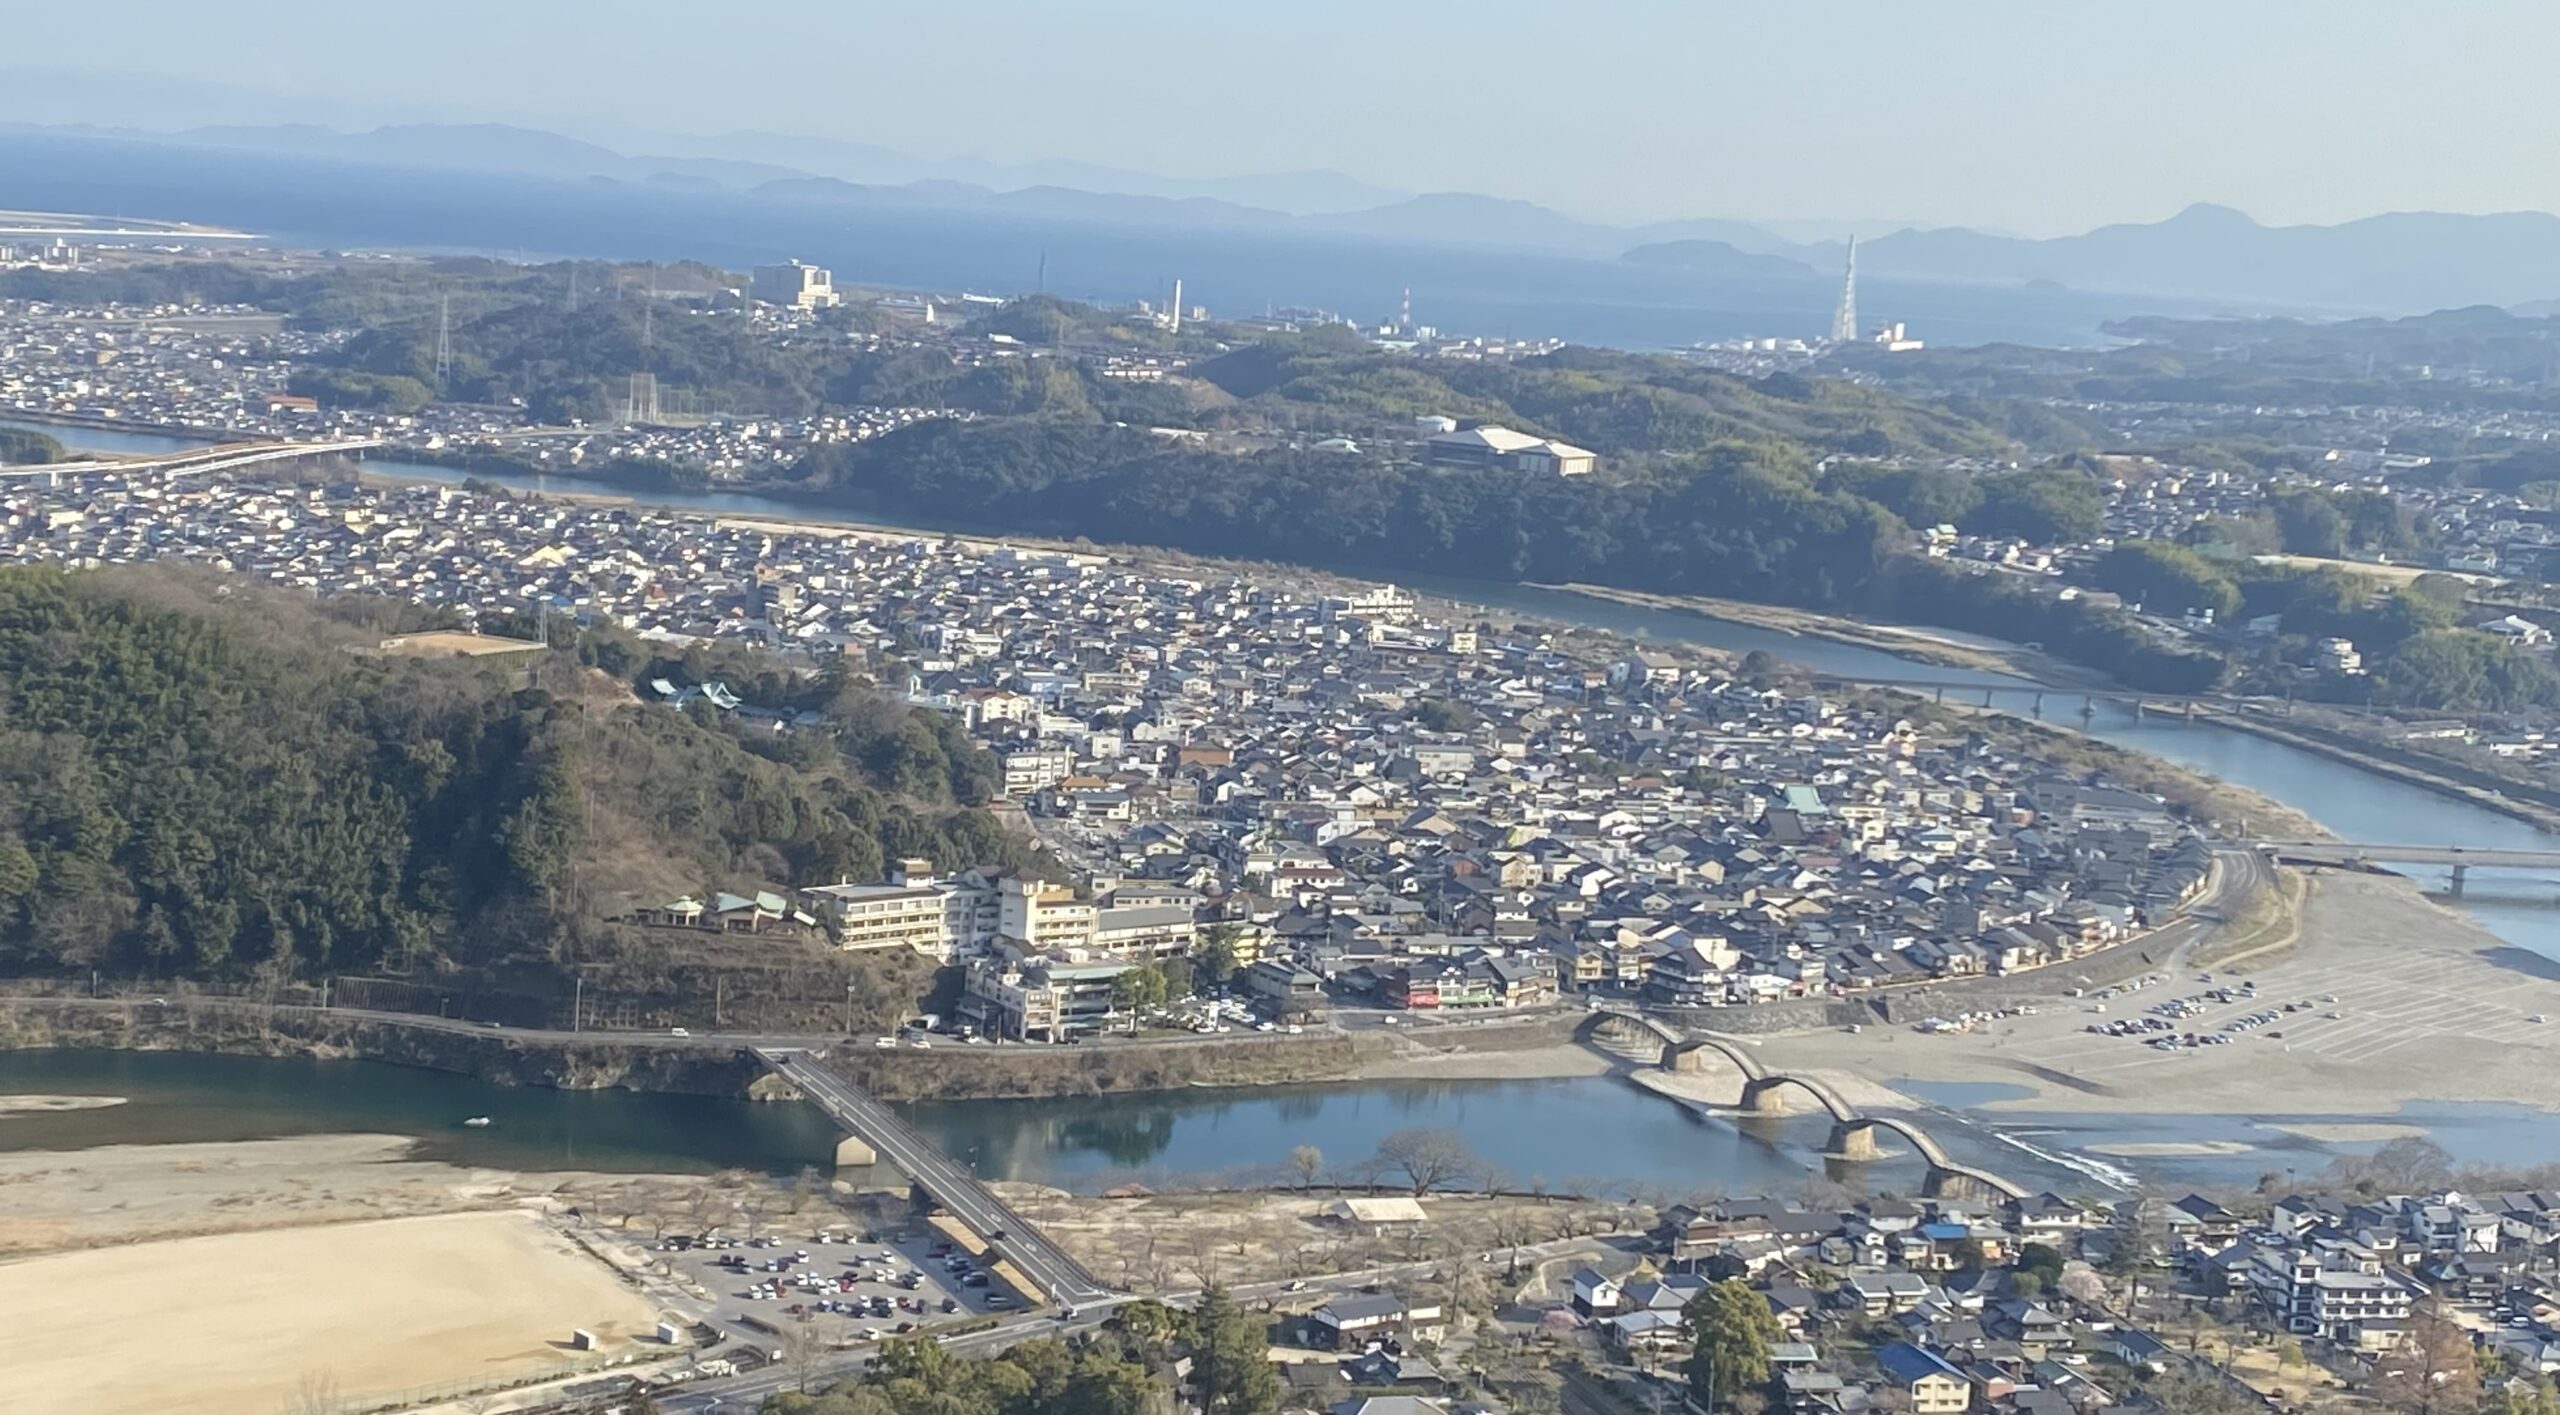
xmin=0 ymin=437 xmax=384 ymax=480
xmin=1590 ymin=1006 xmax=2027 ymax=1199
xmin=753 ymin=1047 xmax=1113 ymax=1308
xmin=2258 ymin=841 xmax=2560 ymax=871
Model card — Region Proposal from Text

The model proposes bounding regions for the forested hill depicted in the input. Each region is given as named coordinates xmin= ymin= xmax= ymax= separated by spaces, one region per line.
xmin=0 ymin=568 xmax=1028 ymax=992
xmin=1188 ymin=337 xmax=2019 ymax=461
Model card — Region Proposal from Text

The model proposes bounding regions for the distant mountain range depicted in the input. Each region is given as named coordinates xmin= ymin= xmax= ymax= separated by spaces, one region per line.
xmin=12 ymin=113 xmax=2560 ymax=315
xmin=1771 ymin=203 xmax=2560 ymax=313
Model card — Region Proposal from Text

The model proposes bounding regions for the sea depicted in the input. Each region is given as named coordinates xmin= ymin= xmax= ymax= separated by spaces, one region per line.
xmin=0 ymin=129 xmax=2288 ymax=352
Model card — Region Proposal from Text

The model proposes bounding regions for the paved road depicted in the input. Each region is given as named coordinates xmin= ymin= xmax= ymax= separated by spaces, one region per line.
xmin=760 ymin=1049 xmax=1112 ymax=1309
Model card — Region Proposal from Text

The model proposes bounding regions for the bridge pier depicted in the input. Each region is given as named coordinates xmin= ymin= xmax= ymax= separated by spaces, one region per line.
xmin=1981 ymin=689 xmax=1995 ymax=708
xmin=835 ymin=1134 xmax=879 ymax=1168
xmin=2450 ymin=863 xmax=2468 ymax=898
xmin=2030 ymin=691 xmax=2044 ymax=719
xmin=1933 ymin=686 xmax=1945 ymax=704
xmin=1741 ymin=1077 xmax=1790 ymax=1115
xmin=1826 ymin=1119 xmax=1881 ymax=1162
xmin=2080 ymin=696 xmax=2096 ymax=719
xmin=1922 ymin=1167 xmax=2001 ymax=1202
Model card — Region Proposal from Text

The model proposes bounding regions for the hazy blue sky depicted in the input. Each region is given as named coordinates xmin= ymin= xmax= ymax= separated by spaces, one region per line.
xmin=10 ymin=0 xmax=2557 ymax=233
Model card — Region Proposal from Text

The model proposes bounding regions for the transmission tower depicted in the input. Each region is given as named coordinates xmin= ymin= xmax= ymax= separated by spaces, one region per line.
xmin=1828 ymin=235 xmax=1859 ymax=345
xmin=434 ymin=292 xmax=453 ymax=390
xmin=625 ymin=372 xmax=660 ymax=426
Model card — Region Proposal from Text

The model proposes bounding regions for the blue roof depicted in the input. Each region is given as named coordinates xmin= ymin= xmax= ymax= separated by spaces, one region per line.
xmin=1877 ymin=1343 xmax=1967 ymax=1386
xmin=1918 ymin=1222 xmax=1971 ymax=1240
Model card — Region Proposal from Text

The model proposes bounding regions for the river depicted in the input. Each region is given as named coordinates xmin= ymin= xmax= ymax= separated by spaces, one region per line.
xmin=9 ymin=417 xmax=2560 ymax=1192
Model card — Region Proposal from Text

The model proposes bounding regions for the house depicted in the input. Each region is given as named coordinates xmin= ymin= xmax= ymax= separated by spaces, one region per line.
xmin=1342 ymin=1351 xmax=1443 ymax=1391
xmin=1569 ymin=1267 xmax=1623 ymax=1316
xmin=1875 ymin=1343 xmax=1971 ymax=1414
xmin=2168 ymin=1193 xmax=2243 ymax=1251
xmin=1332 ymin=1400 xmax=1448 ymax=1415
xmin=1240 ymin=958 xmax=1326 ymax=1020
xmin=1841 ymin=1272 xmax=1933 ymax=1316
xmin=1308 ymin=1293 xmax=1445 ymax=1350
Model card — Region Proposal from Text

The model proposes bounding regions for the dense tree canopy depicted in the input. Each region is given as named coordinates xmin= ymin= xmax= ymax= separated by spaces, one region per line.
xmin=0 ymin=568 xmax=1035 ymax=985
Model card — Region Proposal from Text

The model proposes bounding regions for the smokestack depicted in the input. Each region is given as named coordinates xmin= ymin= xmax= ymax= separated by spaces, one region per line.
xmin=1170 ymin=278 xmax=1182 ymax=334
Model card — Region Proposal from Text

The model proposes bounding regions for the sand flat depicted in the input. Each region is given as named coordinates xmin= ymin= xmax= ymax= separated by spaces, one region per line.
xmin=0 ymin=1209 xmax=658 ymax=1415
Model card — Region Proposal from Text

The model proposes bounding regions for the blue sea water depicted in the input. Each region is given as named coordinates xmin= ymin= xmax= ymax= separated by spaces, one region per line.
xmin=2 ymin=130 xmax=2279 ymax=351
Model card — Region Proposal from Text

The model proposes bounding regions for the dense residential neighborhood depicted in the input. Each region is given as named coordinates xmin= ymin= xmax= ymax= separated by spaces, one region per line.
xmin=0 ymin=463 xmax=2218 ymax=1043
xmin=1251 ymin=1170 xmax=2560 ymax=1415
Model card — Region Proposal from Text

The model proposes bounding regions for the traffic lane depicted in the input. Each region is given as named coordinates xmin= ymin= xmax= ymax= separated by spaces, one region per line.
xmin=785 ymin=1065 xmax=1103 ymax=1301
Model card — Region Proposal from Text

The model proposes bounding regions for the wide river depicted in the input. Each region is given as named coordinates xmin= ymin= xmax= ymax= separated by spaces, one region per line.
xmin=7 ymin=418 xmax=2559 ymax=1194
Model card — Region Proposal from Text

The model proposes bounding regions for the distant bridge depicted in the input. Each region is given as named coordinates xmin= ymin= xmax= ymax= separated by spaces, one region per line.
xmin=1804 ymin=673 xmax=2269 ymax=721
xmin=1589 ymin=1006 xmax=2027 ymax=1200
xmin=2 ymin=438 xmax=385 ymax=482
xmin=753 ymin=1047 xmax=1113 ymax=1307
xmin=2257 ymin=840 xmax=2560 ymax=896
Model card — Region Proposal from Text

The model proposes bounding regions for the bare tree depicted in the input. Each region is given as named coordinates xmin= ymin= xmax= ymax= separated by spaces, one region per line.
xmin=1446 ymin=1243 xmax=1492 ymax=1319
xmin=1375 ymin=1128 xmax=1480 ymax=1196
xmin=2371 ymin=1302 xmax=2480 ymax=1415
xmin=1489 ymin=1211 xmax=1537 ymax=1278
xmin=279 ymin=1370 xmax=342 ymax=1415
xmin=1290 ymin=1145 xmax=1325 ymax=1190
xmin=782 ymin=1315 xmax=830 ymax=1395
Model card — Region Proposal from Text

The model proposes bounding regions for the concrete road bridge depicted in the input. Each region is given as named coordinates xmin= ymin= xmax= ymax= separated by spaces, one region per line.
xmin=753 ymin=1047 xmax=1114 ymax=1307
xmin=1586 ymin=1006 xmax=2027 ymax=1201
xmin=2257 ymin=841 xmax=2560 ymax=896
xmin=1 ymin=437 xmax=385 ymax=482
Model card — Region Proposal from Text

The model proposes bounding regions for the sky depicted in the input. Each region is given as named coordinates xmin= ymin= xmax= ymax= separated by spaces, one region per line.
xmin=9 ymin=0 xmax=2560 ymax=234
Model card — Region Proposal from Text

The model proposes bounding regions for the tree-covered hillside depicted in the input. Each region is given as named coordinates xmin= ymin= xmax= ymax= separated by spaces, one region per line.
xmin=1196 ymin=335 xmax=2019 ymax=461
xmin=0 ymin=568 xmax=1032 ymax=993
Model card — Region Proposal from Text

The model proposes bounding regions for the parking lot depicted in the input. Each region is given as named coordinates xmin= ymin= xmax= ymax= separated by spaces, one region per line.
xmin=2003 ymin=944 xmax=2560 ymax=1080
xmin=651 ymin=1221 xmax=1026 ymax=1350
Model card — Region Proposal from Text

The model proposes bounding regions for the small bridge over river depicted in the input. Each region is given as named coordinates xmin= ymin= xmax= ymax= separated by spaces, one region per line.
xmin=1587 ymin=1007 xmax=2028 ymax=1201
xmin=753 ymin=1047 xmax=1113 ymax=1306
xmin=1804 ymin=673 xmax=2275 ymax=721
xmin=2256 ymin=841 xmax=2560 ymax=897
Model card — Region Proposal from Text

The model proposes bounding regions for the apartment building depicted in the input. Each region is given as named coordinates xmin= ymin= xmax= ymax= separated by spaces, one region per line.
xmin=1000 ymin=876 xmax=1097 ymax=949
xmin=961 ymin=955 xmax=1132 ymax=1041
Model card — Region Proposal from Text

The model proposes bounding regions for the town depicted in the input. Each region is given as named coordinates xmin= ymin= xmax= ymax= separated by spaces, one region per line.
xmin=0 ymin=465 xmax=2227 ymax=1046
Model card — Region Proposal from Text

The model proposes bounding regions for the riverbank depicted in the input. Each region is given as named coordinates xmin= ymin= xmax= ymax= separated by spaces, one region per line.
xmin=1543 ymin=581 xmax=2112 ymax=687
xmin=0 ymin=997 xmax=776 ymax=1094
xmin=1751 ymin=871 xmax=2560 ymax=1120
xmin=0 ymin=1131 xmax=591 ymax=1257
xmin=0 ymin=1198 xmax=660 ymax=1415
xmin=2202 ymin=706 xmax=2560 ymax=835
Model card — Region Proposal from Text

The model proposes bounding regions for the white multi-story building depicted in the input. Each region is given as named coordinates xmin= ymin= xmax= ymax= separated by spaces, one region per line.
xmin=999 ymin=875 xmax=1096 ymax=950
xmin=799 ymin=861 xmax=1006 ymax=958
xmin=2250 ymin=1242 xmax=2420 ymax=1345
xmin=750 ymin=260 xmax=840 ymax=310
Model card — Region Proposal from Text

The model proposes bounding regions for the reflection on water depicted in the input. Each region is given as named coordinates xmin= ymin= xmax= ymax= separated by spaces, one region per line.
xmin=903 ymin=1078 xmax=1879 ymax=1195
xmin=0 ymin=1049 xmax=843 ymax=1174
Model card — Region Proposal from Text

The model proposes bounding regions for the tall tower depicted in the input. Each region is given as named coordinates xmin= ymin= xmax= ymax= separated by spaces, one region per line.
xmin=1829 ymin=236 xmax=1859 ymax=344
xmin=1399 ymin=285 xmax=1412 ymax=332
xmin=1169 ymin=278 xmax=1182 ymax=334
xmin=433 ymin=292 xmax=453 ymax=391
